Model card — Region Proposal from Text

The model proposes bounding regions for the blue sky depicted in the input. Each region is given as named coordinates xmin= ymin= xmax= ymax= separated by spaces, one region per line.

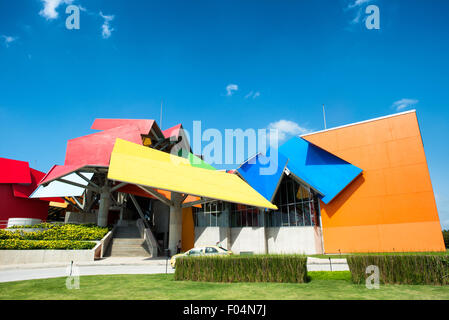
xmin=0 ymin=0 xmax=448 ymax=228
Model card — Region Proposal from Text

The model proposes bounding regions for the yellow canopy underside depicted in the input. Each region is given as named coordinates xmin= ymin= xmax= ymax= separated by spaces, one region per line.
xmin=108 ymin=139 xmax=277 ymax=210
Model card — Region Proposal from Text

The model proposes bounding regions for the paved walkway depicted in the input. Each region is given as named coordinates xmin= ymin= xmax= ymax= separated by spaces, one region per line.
xmin=0 ymin=257 xmax=349 ymax=283
xmin=307 ymin=257 xmax=349 ymax=271
xmin=0 ymin=257 xmax=174 ymax=283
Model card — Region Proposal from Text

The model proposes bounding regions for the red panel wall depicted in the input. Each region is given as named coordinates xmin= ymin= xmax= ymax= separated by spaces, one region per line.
xmin=0 ymin=184 xmax=49 ymax=228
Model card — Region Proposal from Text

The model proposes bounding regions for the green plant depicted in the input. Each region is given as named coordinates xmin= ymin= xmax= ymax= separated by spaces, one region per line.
xmin=174 ymin=254 xmax=308 ymax=283
xmin=1 ymin=224 xmax=109 ymax=241
xmin=7 ymin=223 xmax=63 ymax=229
xmin=0 ymin=239 xmax=96 ymax=250
xmin=347 ymin=255 xmax=449 ymax=285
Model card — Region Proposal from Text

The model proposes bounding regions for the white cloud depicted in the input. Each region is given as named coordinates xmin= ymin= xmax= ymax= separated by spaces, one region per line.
xmin=1 ymin=35 xmax=17 ymax=47
xmin=347 ymin=0 xmax=373 ymax=9
xmin=350 ymin=9 xmax=362 ymax=24
xmin=39 ymin=0 xmax=73 ymax=20
xmin=244 ymin=91 xmax=260 ymax=99
xmin=226 ymin=84 xmax=238 ymax=96
xmin=392 ymin=98 xmax=419 ymax=111
xmin=345 ymin=0 xmax=374 ymax=26
xmin=268 ymin=120 xmax=311 ymax=142
xmin=100 ymin=12 xmax=115 ymax=39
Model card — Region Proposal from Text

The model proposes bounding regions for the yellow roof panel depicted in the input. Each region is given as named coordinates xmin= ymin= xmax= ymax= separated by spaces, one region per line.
xmin=49 ymin=201 xmax=68 ymax=208
xmin=108 ymin=139 xmax=277 ymax=210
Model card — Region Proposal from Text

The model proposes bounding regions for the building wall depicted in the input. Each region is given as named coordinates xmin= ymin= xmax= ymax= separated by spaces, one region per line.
xmin=303 ymin=111 xmax=446 ymax=253
xmin=230 ymin=227 xmax=266 ymax=254
xmin=194 ymin=226 xmax=320 ymax=254
xmin=0 ymin=184 xmax=49 ymax=228
xmin=194 ymin=227 xmax=230 ymax=249
xmin=266 ymin=227 xmax=317 ymax=254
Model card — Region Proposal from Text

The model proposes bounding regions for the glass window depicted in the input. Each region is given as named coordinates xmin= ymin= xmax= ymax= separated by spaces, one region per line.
xmin=281 ymin=207 xmax=289 ymax=227
xmin=280 ymin=180 xmax=287 ymax=205
xmin=267 ymin=175 xmax=321 ymax=228
xmin=193 ymin=202 xmax=267 ymax=228
xmin=296 ymin=203 xmax=304 ymax=226
xmin=247 ymin=211 xmax=254 ymax=227
xmin=205 ymin=247 xmax=218 ymax=253
xmin=253 ymin=211 xmax=259 ymax=227
xmin=304 ymin=202 xmax=311 ymax=226
xmin=188 ymin=248 xmax=203 ymax=255
xmin=211 ymin=213 xmax=217 ymax=227
xmin=288 ymin=204 xmax=297 ymax=226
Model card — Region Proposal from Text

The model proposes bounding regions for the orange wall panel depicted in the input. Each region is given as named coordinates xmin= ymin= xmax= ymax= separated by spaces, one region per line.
xmin=304 ymin=111 xmax=445 ymax=253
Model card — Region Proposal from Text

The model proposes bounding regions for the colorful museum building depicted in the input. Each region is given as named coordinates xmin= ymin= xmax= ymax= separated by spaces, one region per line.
xmin=20 ymin=110 xmax=445 ymax=255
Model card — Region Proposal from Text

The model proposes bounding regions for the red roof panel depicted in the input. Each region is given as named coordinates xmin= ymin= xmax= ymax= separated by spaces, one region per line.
xmin=39 ymin=164 xmax=86 ymax=185
xmin=65 ymin=125 xmax=143 ymax=166
xmin=91 ymin=119 xmax=156 ymax=136
xmin=0 ymin=157 xmax=31 ymax=184
xmin=162 ymin=124 xmax=182 ymax=139
xmin=13 ymin=168 xmax=64 ymax=202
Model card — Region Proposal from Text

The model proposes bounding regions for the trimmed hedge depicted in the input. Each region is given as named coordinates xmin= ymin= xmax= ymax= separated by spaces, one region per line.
xmin=0 ymin=239 xmax=96 ymax=250
xmin=1 ymin=223 xmax=109 ymax=241
xmin=347 ymin=255 xmax=449 ymax=285
xmin=174 ymin=255 xmax=308 ymax=283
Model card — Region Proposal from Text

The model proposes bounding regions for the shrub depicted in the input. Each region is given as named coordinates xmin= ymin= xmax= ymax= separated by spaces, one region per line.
xmin=0 ymin=239 xmax=96 ymax=250
xmin=2 ymin=224 xmax=109 ymax=241
xmin=174 ymin=254 xmax=308 ymax=283
xmin=347 ymin=255 xmax=449 ymax=285
xmin=8 ymin=223 xmax=62 ymax=229
xmin=443 ymin=230 xmax=449 ymax=249
xmin=0 ymin=230 xmax=22 ymax=240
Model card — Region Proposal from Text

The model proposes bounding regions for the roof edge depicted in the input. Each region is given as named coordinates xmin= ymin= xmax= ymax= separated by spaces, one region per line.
xmin=301 ymin=109 xmax=416 ymax=137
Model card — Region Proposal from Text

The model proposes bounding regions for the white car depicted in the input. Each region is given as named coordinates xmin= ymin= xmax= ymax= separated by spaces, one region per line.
xmin=170 ymin=245 xmax=232 ymax=268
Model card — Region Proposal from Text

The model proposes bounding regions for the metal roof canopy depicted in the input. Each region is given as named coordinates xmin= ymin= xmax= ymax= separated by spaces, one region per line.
xmin=31 ymin=168 xmax=96 ymax=198
xmin=107 ymin=139 xmax=277 ymax=210
xmin=279 ymin=137 xmax=363 ymax=204
xmin=237 ymin=148 xmax=289 ymax=202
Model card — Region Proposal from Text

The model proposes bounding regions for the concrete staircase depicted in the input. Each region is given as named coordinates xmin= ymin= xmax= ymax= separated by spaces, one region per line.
xmin=109 ymin=222 xmax=151 ymax=257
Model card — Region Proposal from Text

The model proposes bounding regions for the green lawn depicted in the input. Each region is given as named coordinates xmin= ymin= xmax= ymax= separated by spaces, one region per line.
xmin=1 ymin=272 xmax=449 ymax=300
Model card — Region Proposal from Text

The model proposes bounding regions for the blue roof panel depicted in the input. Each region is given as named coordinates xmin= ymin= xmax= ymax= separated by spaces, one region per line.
xmin=237 ymin=148 xmax=288 ymax=202
xmin=279 ymin=137 xmax=362 ymax=204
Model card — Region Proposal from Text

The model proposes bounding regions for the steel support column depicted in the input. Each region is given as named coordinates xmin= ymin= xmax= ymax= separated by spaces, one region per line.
xmin=97 ymin=185 xmax=110 ymax=227
xmin=168 ymin=192 xmax=183 ymax=256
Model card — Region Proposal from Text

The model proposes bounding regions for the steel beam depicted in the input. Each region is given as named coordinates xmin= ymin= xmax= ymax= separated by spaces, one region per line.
xmin=181 ymin=197 xmax=212 ymax=208
xmin=110 ymin=182 xmax=128 ymax=193
xmin=75 ymin=172 xmax=100 ymax=189
xmin=57 ymin=178 xmax=99 ymax=193
xmin=129 ymin=194 xmax=146 ymax=222
xmin=136 ymin=185 xmax=173 ymax=206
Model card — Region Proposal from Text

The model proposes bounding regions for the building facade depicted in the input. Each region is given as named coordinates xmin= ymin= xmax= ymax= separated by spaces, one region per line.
xmin=187 ymin=110 xmax=446 ymax=254
xmin=29 ymin=110 xmax=446 ymax=254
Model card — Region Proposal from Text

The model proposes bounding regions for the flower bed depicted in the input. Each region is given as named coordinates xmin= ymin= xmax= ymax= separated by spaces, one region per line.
xmin=2 ymin=223 xmax=109 ymax=241
xmin=0 ymin=239 xmax=96 ymax=250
